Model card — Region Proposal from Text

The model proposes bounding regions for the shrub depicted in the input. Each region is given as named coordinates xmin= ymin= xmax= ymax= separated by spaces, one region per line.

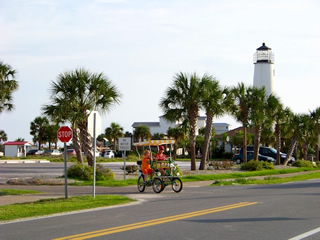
xmin=292 ymin=160 xmax=314 ymax=168
xmin=67 ymin=163 xmax=114 ymax=181
xmin=261 ymin=161 xmax=275 ymax=170
xmin=96 ymin=164 xmax=114 ymax=180
xmin=241 ymin=160 xmax=263 ymax=171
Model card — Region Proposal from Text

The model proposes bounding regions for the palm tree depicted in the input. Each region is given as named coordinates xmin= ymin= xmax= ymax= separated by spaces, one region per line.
xmin=249 ymin=86 xmax=267 ymax=161
xmin=229 ymin=83 xmax=252 ymax=164
xmin=160 ymin=72 xmax=204 ymax=170
xmin=133 ymin=125 xmax=151 ymax=142
xmin=43 ymin=68 xmax=121 ymax=166
xmin=152 ymin=133 xmax=165 ymax=140
xmin=199 ymin=77 xmax=231 ymax=170
xmin=30 ymin=116 xmax=49 ymax=149
xmin=0 ymin=130 xmax=7 ymax=142
xmin=104 ymin=122 xmax=124 ymax=151
xmin=45 ymin=124 xmax=59 ymax=149
xmin=311 ymin=107 xmax=320 ymax=162
xmin=15 ymin=138 xmax=25 ymax=141
xmin=266 ymin=95 xmax=290 ymax=164
xmin=0 ymin=61 xmax=18 ymax=114
xmin=300 ymin=114 xmax=317 ymax=160
xmin=284 ymin=114 xmax=303 ymax=165
xmin=167 ymin=126 xmax=185 ymax=160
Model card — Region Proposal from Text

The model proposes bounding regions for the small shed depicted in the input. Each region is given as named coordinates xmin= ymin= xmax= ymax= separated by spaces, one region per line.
xmin=3 ymin=141 xmax=32 ymax=157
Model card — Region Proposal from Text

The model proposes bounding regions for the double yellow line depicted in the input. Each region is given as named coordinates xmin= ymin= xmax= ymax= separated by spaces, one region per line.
xmin=53 ymin=202 xmax=258 ymax=240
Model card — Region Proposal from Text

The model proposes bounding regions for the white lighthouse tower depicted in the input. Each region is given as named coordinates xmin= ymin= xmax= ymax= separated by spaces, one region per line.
xmin=253 ymin=42 xmax=275 ymax=95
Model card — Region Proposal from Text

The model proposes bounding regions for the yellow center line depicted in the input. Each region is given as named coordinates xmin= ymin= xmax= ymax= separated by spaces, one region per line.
xmin=53 ymin=202 xmax=259 ymax=240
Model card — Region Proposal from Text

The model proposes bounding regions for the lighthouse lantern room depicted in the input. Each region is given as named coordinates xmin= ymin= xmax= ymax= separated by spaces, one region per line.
xmin=253 ymin=42 xmax=275 ymax=95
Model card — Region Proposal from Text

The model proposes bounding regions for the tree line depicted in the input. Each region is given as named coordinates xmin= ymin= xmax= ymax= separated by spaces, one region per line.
xmin=1 ymin=61 xmax=319 ymax=170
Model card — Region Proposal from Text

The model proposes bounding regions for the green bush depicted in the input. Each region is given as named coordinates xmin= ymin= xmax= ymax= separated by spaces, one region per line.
xmin=292 ymin=160 xmax=314 ymax=168
xmin=261 ymin=161 xmax=275 ymax=170
xmin=241 ymin=160 xmax=263 ymax=171
xmin=67 ymin=164 xmax=114 ymax=181
xmin=241 ymin=160 xmax=275 ymax=171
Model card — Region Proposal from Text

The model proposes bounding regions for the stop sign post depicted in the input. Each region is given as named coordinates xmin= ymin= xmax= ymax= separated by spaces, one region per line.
xmin=57 ymin=126 xmax=73 ymax=199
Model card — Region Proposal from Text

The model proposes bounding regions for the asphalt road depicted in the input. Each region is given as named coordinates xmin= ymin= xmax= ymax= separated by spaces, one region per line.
xmin=1 ymin=179 xmax=320 ymax=240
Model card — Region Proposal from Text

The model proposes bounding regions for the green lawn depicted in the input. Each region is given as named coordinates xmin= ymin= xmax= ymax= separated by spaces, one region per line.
xmin=0 ymin=195 xmax=135 ymax=221
xmin=212 ymin=171 xmax=320 ymax=186
xmin=0 ymin=189 xmax=41 ymax=196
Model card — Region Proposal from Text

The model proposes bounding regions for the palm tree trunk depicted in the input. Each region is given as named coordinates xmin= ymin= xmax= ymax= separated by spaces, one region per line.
xmin=275 ymin=124 xmax=281 ymax=165
xmin=72 ymin=127 xmax=83 ymax=164
xmin=173 ymin=141 xmax=178 ymax=160
xmin=189 ymin=111 xmax=198 ymax=171
xmin=303 ymin=142 xmax=308 ymax=160
xmin=253 ymin=125 xmax=262 ymax=161
xmin=284 ymin=135 xmax=297 ymax=166
xmin=79 ymin=120 xmax=93 ymax=166
xmin=243 ymin=126 xmax=248 ymax=164
xmin=199 ymin=113 xmax=213 ymax=170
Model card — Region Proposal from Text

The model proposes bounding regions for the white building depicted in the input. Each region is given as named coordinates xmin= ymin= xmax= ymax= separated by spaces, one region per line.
xmin=3 ymin=141 xmax=32 ymax=157
xmin=132 ymin=116 xmax=231 ymax=137
xmin=253 ymin=42 xmax=275 ymax=95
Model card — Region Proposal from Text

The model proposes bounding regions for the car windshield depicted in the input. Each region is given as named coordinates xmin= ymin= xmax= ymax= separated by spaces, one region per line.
xmin=269 ymin=148 xmax=277 ymax=154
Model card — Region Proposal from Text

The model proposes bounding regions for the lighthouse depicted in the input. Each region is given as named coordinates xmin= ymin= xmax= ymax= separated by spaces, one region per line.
xmin=253 ymin=42 xmax=275 ymax=95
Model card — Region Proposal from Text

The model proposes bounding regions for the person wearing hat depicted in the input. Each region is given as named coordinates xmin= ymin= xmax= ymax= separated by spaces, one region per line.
xmin=155 ymin=145 xmax=166 ymax=175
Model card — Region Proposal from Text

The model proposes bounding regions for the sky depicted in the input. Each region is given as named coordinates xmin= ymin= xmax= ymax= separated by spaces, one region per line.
xmin=0 ymin=0 xmax=320 ymax=142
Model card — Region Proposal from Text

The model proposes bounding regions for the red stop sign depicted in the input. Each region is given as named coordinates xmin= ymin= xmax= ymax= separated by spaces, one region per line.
xmin=57 ymin=126 xmax=73 ymax=142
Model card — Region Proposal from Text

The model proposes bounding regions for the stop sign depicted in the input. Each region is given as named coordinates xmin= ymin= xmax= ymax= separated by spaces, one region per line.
xmin=57 ymin=126 xmax=73 ymax=142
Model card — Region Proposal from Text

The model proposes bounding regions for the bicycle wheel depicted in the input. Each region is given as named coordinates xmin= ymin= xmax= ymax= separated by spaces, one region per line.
xmin=137 ymin=175 xmax=146 ymax=192
xmin=152 ymin=177 xmax=164 ymax=193
xmin=171 ymin=177 xmax=183 ymax=193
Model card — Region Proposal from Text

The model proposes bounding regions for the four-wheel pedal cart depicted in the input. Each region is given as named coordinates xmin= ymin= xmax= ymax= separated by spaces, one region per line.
xmin=134 ymin=140 xmax=183 ymax=193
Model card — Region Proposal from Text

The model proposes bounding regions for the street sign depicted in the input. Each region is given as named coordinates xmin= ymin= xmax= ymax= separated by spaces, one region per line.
xmin=118 ymin=137 xmax=131 ymax=151
xmin=57 ymin=126 xmax=73 ymax=142
xmin=88 ymin=111 xmax=101 ymax=137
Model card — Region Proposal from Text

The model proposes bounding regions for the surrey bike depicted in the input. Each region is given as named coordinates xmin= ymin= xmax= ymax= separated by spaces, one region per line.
xmin=134 ymin=140 xmax=183 ymax=193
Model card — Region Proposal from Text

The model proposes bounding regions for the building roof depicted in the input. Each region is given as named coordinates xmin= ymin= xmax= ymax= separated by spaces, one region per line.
xmin=132 ymin=122 xmax=160 ymax=128
xmin=215 ymin=127 xmax=254 ymax=138
xmin=213 ymin=123 xmax=231 ymax=126
xmin=3 ymin=141 xmax=32 ymax=146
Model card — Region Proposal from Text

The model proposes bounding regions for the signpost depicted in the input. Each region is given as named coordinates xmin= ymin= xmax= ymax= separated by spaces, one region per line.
xmin=88 ymin=111 xmax=101 ymax=198
xmin=57 ymin=126 xmax=73 ymax=199
xmin=118 ymin=137 xmax=131 ymax=180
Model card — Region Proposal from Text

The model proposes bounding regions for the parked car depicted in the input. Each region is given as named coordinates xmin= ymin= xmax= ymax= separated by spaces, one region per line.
xmin=104 ymin=150 xmax=115 ymax=158
xmin=232 ymin=151 xmax=275 ymax=164
xmin=51 ymin=149 xmax=62 ymax=156
xmin=66 ymin=149 xmax=76 ymax=155
xmin=240 ymin=146 xmax=295 ymax=164
xmin=26 ymin=149 xmax=43 ymax=156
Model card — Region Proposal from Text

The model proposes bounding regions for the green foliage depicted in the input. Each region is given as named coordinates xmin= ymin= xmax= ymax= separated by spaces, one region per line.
xmin=173 ymin=165 xmax=182 ymax=176
xmin=261 ymin=161 xmax=275 ymax=170
xmin=292 ymin=160 xmax=315 ymax=168
xmin=240 ymin=160 xmax=274 ymax=171
xmin=67 ymin=163 xmax=114 ymax=181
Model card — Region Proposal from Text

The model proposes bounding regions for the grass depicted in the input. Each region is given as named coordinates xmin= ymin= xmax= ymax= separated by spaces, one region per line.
xmin=0 ymin=189 xmax=41 ymax=196
xmin=0 ymin=195 xmax=135 ymax=221
xmin=212 ymin=172 xmax=320 ymax=186
xmin=69 ymin=167 xmax=320 ymax=187
xmin=182 ymin=167 xmax=317 ymax=182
